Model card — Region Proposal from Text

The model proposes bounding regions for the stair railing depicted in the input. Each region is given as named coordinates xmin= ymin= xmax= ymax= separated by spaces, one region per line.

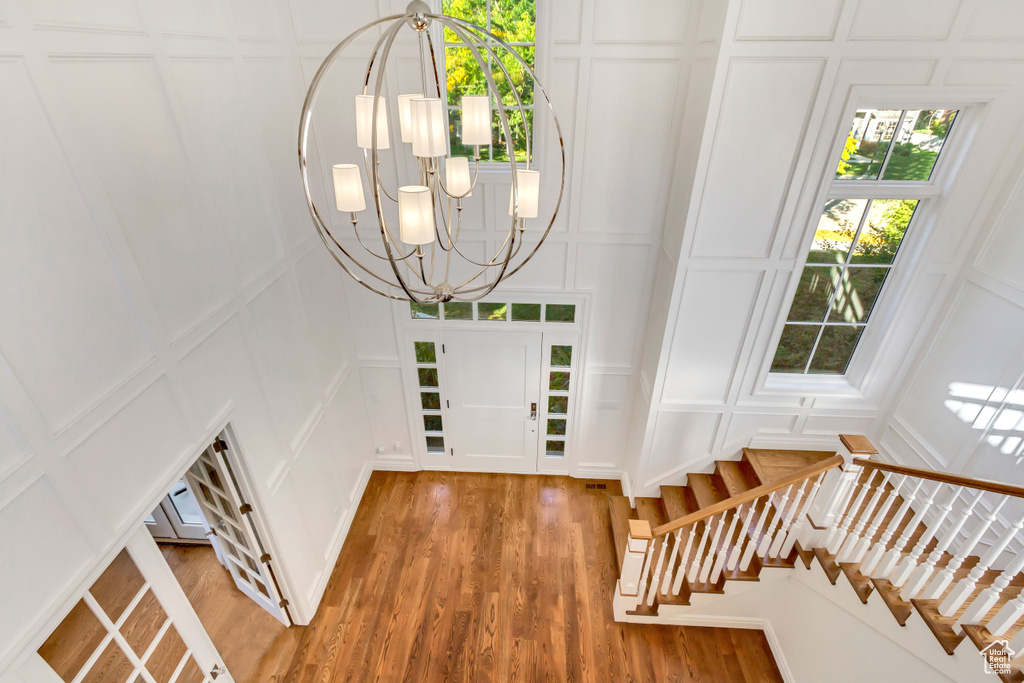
xmin=813 ymin=437 xmax=1024 ymax=661
xmin=616 ymin=453 xmax=845 ymax=615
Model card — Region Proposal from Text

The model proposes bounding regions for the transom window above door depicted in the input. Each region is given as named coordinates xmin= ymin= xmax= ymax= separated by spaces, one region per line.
xmin=770 ymin=107 xmax=958 ymax=376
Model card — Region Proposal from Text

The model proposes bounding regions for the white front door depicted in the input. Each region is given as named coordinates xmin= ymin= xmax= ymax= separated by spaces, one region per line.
xmin=444 ymin=330 xmax=542 ymax=472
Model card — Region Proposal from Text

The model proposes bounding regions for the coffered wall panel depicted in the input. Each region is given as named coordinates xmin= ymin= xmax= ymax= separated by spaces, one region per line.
xmin=849 ymin=0 xmax=961 ymax=42
xmin=578 ymin=59 xmax=680 ymax=234
xmin=0 ymin=58 xmax=154 ymax=434
xmin=25 ymin=0 xmax=144 ymax=33
xmin=294 ymin=247 xmax=356 ymax=387
xmin=50 ymin=58 xmax=233 ymax=343
xmin=735 ymin=0 xmax=842 ymax=41
xmin=592 ymin=0 xmax=687 ymax=45
xmin=0 ymin=477 xmax=93 ymax=663
xmin=243 ymin=274 xmax=321 ymax=448
xmin=64 ymin=378 xmax=193 ymax=530
xmin=154 ymin=1 xmax=229 ymax=39
xmin=165 ymin=58 xmax=285 ymax=289
xmin=689 ymin=58 xmax=824 ymax=259
xmin=240 ymin=57 xmax=313 ymax=250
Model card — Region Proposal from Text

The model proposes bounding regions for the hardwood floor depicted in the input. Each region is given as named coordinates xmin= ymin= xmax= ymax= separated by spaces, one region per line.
xmin=282 ymin=471 xmax=783 ymax=682
xmin=161 ymin=544 xmax=302 ymax=682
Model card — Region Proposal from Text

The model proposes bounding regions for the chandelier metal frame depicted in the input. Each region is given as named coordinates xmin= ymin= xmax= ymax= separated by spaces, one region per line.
xmin=298 ymin=1 xmax=565 ymax=303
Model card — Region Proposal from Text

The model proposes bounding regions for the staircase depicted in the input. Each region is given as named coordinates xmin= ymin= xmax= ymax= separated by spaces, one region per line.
xmin=609 ymin=435 xmax=1024 ymax=682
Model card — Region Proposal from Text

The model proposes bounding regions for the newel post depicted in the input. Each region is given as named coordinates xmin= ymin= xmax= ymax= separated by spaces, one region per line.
xmin=620 ymin=519 xmax=654 ymax=598
xmin=805 ymin=435 xmax=877 ymax=549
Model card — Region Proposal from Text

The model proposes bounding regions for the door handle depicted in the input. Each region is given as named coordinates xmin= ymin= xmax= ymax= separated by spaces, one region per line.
xmin=530 ymin=402 xmax=537 ymax=420
xmin=210 ymin=664 xmax=228 ymax=679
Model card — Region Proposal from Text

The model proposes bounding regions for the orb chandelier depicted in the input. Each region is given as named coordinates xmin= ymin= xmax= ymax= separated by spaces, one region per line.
xmin=298 ymin=0 xmax=564 ymax=303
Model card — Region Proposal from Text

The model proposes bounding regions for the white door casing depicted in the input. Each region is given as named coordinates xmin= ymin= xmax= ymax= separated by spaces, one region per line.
xmin=444 ymin=330 xmax=542 ymax=473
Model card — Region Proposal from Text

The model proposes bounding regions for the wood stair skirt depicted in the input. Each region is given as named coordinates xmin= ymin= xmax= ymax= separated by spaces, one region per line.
xmin=609 ymin=438 xmax=1024 ymax=683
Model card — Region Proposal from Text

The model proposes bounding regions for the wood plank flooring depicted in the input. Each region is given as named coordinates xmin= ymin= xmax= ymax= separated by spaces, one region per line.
xmin=161 ymin=545 xmax=302 ymax=683
xmin=282 ymin=471 xmax=783 ymax=682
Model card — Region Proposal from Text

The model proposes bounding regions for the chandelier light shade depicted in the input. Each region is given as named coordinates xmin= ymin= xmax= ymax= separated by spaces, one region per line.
xmin=298 ymin=0 xmax=565 ymax=303
xmin=332 ymin=164 xmax=366 ymax=212
xmin=354 ymin=95 xmax=390 ymax=150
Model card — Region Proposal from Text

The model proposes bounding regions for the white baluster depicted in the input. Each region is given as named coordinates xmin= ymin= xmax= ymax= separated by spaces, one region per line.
xmin=987 ymin=591 xmax=1024 ymax=636
xmin=861 ymin=478 xmax=924 ymax=575
xmin=712 ymin=508 xmax=742 ymax=582
xmin=730 ymin=502 xmax=759 ymax=571
xmin=953 ymin=524 xmax=1024 ymax=629
xmin=758 ymin=486 xmax=793 ymax=558
xmin=637 ymin=534 xmax=656 ymax=605
xmin=699 ymin=512 xmax=727 ymax=583
xmin=901 ymin=488 xmax=982 ymax=601
xmin=784 ymin=472 xmax=827 ymax=557
xmin=770 ymin=480 xmax=809 ymax=558
xmin=828 ymin=471 xmax=876 ymax=555
xmin=660 ymin=529 xmax=683 ymax=595
xmin=671 ymin=525 xmax=697 ymax=595
xmin=891 ymin=485 xmax=963 ymax=588
xmin=822 ymin=463 xmax=865 ymax=550
xmin=922 ymin=495 xmax=1008 ymax=601
xmin=944 ymin=511 xmax=1024 ymax=618
xmin=847 ymin=475 xmax=906 ymax=565
xmin=647 ymin=536 xmax=669 ymax=606
xmin=688 ymin=517 xmax=715 ymax=583
xmin=837 ymin=472 xmax=892 ymax=563
xmin=741 ymin=494 xmax=774 ymax=571
xmin=871 ymin=481 xmax=940 ymax=580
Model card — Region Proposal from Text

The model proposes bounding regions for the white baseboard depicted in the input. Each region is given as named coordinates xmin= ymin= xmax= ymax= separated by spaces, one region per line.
xmin=370 ymin=457 xmax=418 ymax=471
xmin=574 ymin=463 xmax=622 ymax=480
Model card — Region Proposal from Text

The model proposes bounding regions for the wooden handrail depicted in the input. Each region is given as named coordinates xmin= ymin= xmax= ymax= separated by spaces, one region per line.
xmin=853 ymin=458 xmax=1024 ymax=499
xmin=651 ymin=454 xmax=846 ymax=538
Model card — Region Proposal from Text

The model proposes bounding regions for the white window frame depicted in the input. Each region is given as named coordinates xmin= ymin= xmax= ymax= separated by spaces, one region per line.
xmin=431 ymin=0 xmax=547 ymax=173
xmin=759 ymin=90 xmax=989 ymax=398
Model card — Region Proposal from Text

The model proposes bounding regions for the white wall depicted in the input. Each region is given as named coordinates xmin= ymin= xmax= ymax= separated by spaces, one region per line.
xmin=628 ymin=0 xmax=1024 ymax=495
xmin=0 ymin=1 xmax=377 ymax=673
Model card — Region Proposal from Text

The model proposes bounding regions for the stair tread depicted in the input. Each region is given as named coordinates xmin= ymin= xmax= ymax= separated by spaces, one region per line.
xmin=608 ymin=496 xmax=636 ymax=567
xmin=688 ymin=473 xmax=728 ymax=510
xmin=716 ymin=460 xmax=761 ymax=497
xmin=660 ymin=485 xmax=698 ymax=521
xmin=964 ymin=625 xmax=1024 ymax=683
xmin=636 ymin=497 xmax=669 ymax=527
xmin=743 ymin=448 xmax=836 ymax=486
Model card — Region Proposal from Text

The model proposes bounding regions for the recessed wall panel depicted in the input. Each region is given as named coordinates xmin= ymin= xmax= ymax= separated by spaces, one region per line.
xmin=850 ymin=0 xmax=960 ymax=41
xmin=662 ymin=270 xmax=763 ymax=404
xmin=167 ymin=59 xmax=284 ymax=288
xmin=578 ymin=60 xmax=679 ymax=234
xmin=646 ymin=410 xmax=721 ymax=482
xmin=64 ymin=378 xmax=192 ymax=528
xmin=51 ymin=58 xmax=232 ymax=343
xmin=736 ymin=0 xmax=841 ymax=41
xmin=593 ymin=0 xmax=686 ymax=43
xmin=359 ymin=366 xmax=411 ymax=457
xmin=575 ymin=243 xmax=652 ymax=367
xmin=964 ymin=1 xmax=1024 ymax=41
xmin=897 ymin=283 xmax=1024 ymax=462
xmin=691 ymin=59 xmax=823 ymax=259
xmin=290 ymin=414 xmax=343 ymax=554
xmin=244 ymin=275 xmax=320 ymax=449
xmin=26 ymin=0 xmax=142 ymax=31
xmin=724 ymin=413 xmax=798 ymax=447
xmin=294 ymin=248 xmax=355 ymax=385
xmin=575 ymin=373 xmax=631 ymax=468
xmin=0 ymin=477 xmax=93 ymax=660
xmin=0 ymin=60 xmax=153 ymax=432
xmin=241 ymin=58 xmax=313 ymax=249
